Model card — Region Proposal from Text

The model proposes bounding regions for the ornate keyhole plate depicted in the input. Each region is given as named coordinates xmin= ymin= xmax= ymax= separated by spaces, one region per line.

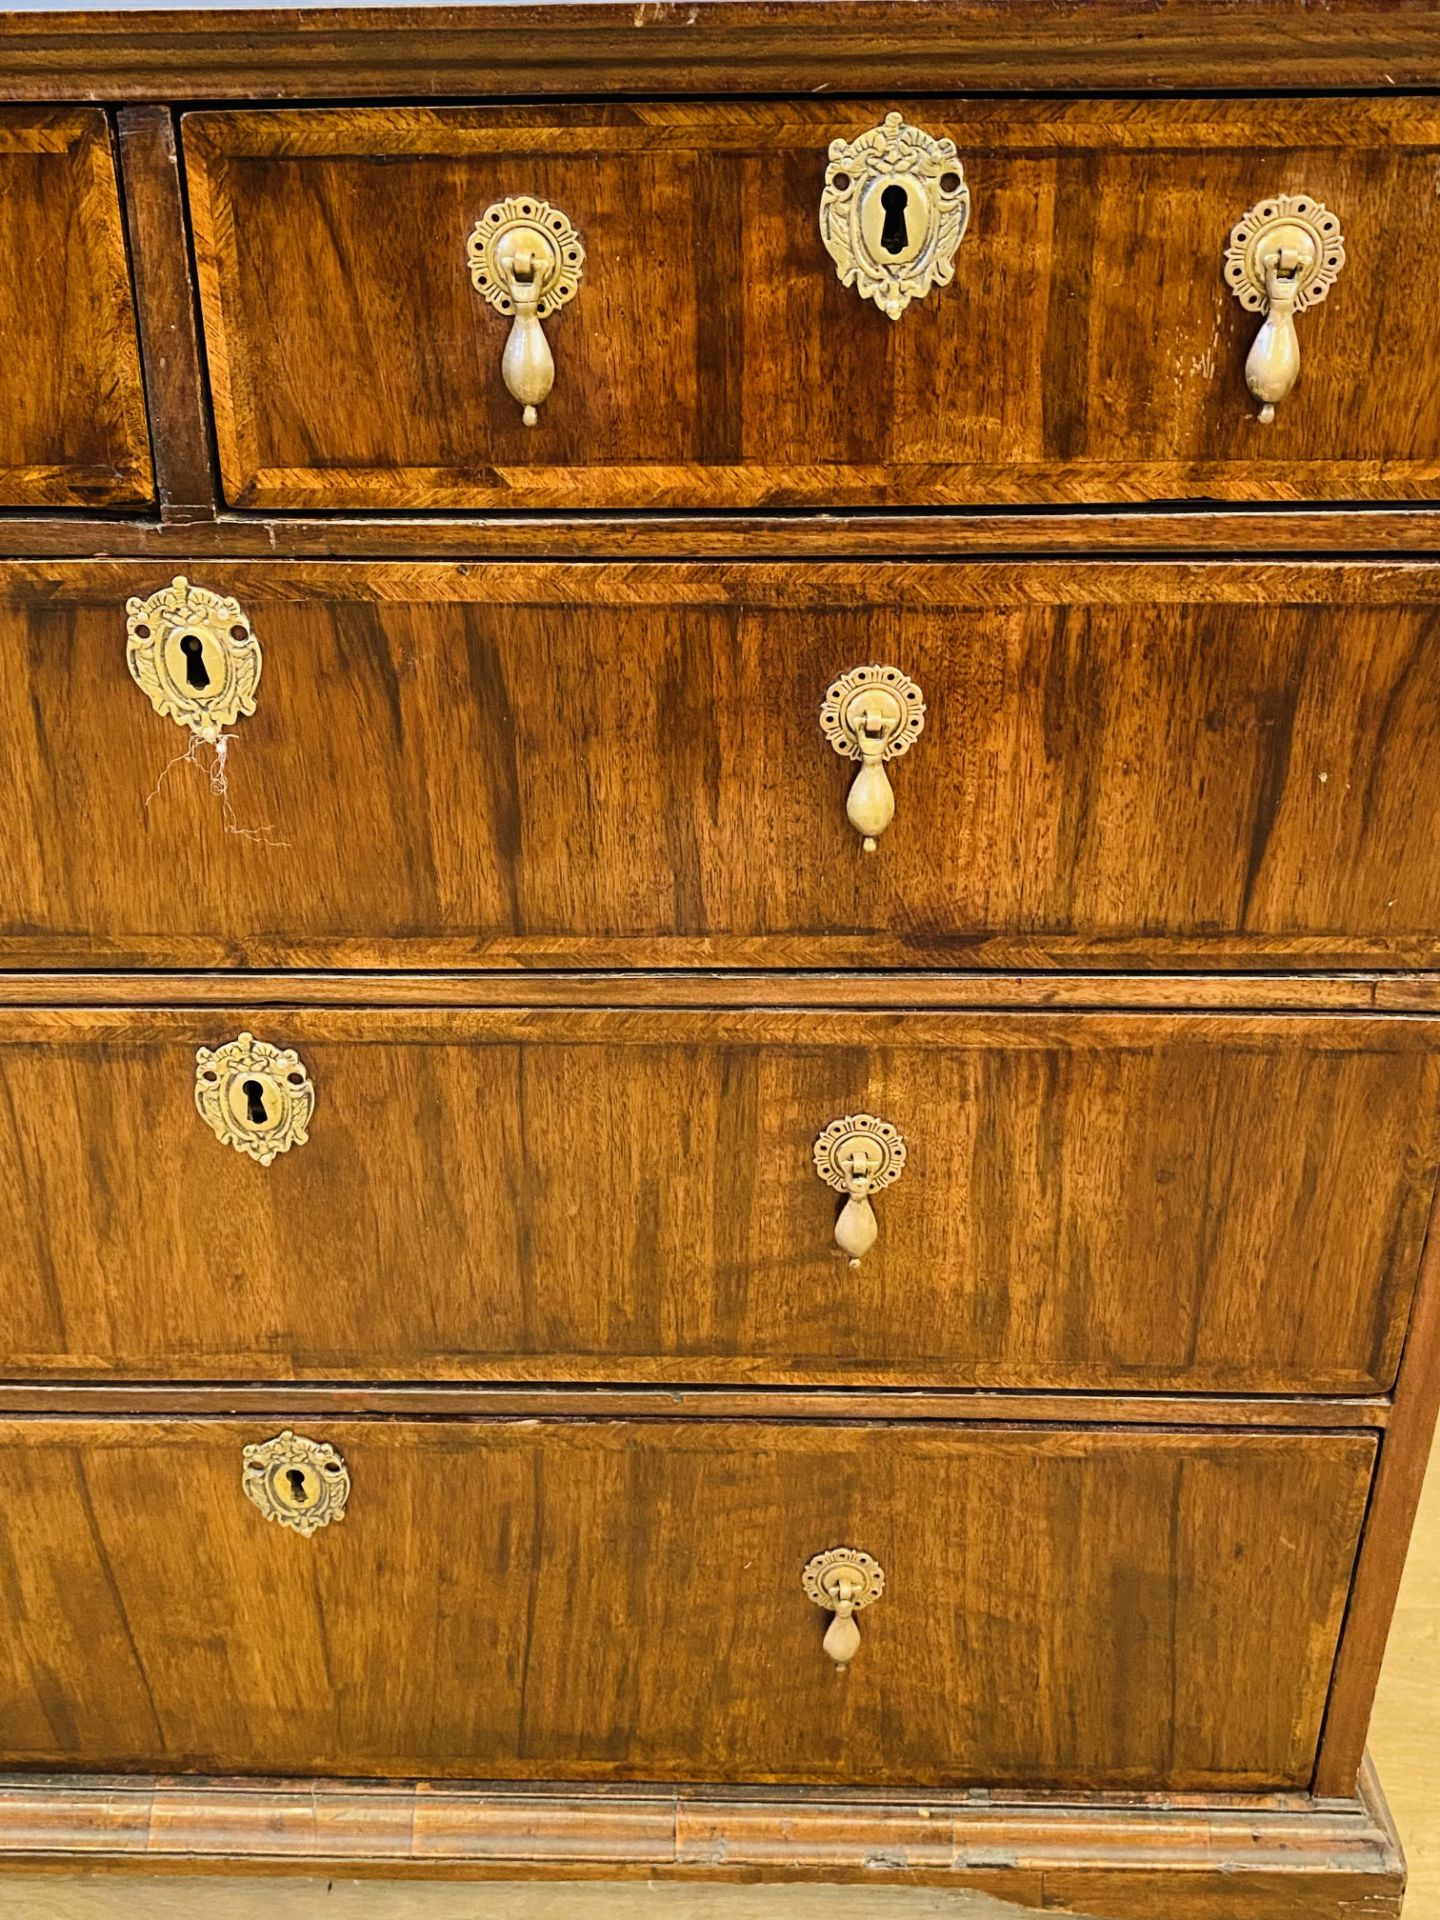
xmin=125 ymin=576 xmax=261 ymax=741
xmin=195 ymin=1033 xmax=315 ymax=1165
xmin=242 ymin=1431 xmax=350 ymax=1536
xmin=819 ymin=113 xmax=971 ymax=319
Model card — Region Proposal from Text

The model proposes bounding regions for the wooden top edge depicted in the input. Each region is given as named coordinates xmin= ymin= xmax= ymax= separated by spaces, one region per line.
xmin=4 ymin=0 xmax=1440 ymax=101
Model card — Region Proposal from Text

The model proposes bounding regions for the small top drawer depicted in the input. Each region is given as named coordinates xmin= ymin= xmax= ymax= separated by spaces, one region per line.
xmin=183 ymin=98 xmax=1440 ymax=511
xmin=0 ymin=110 xmax=151 ymax=509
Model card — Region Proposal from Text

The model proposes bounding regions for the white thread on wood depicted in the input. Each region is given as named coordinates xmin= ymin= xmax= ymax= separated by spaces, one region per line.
xmin=142 ymin=730 xmax=288 ymax=847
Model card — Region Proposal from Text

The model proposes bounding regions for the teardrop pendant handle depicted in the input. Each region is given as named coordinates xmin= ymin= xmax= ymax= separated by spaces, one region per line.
xmin=820 ymin=665 xmax=925 ymax=853
xmin=1245 ymin=278 xmax=1302 ymax=425
xmin=846 ymin=747 xmax=895 ymax=853
xmin=834 ymin=1176 xmax=879 ymax=1266
xmin=822 ymin=1605 xmax=862 ymax=1669
xmin=467 ymin=197 xmax=585 ymax=428
xmin=1224 ymin=194 xmax=1345 ymax=424
xmin=813 ymin=1113 xmax=906 ymax=1268
xmin=803 ymin=1548 xmax=886 ymax=1672
xmin=501 ymin=269 xmax=555 ymax=428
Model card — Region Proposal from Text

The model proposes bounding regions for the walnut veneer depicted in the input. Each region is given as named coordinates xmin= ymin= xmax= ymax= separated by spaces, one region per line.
xmin=184 ymin=100 xmax=1440 ymax=510
xmin=0 ymin=9 xmax=1437 ymax=1916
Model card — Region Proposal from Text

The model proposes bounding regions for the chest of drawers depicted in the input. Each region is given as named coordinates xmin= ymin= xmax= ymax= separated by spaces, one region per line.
xmin=2 ymin=4 xmax=1440 ymax=1915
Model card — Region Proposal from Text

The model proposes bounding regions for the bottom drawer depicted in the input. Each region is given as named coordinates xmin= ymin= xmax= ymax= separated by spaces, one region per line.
xmin=0 ymin=1418 xmax=1372 ymax=1790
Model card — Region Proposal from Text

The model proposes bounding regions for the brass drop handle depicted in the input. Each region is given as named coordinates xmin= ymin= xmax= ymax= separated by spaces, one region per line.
xmin=467 ymin=196 xmax=584 ymax=427
xmin=1248 ymin=246 xmax=1304 ymax=420
xmin=803 ymin=1548 xmax=885 ymax=1671
xmin=850 ymin=702 xmax=899 ymax=848
xmin=500 ymin=239 xmax=553 ymax=427
xmin=1224 ymin=195 xmax=1345 ymax=423
xmin=813 ymin=1113 xmax=906 ymax=1266
xmin=837 ymin=1150 xmax=881 ymax=1264
xmin=820 ymin=666 xmax=925 ymax=852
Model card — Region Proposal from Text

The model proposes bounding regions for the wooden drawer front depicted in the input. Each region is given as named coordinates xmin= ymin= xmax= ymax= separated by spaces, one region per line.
xmin=184 ymin=99 xmax=1440 ymax=511
xmin=10 ymin=562 xmax=1440 ymax=971
xmin=2 ymin=1008 xmax=1434 ymax=1391
xmin=0 ymin=111 xmax=151 ymax=508
xmin=0 ymin=1418 xmax=1373 ymax=1789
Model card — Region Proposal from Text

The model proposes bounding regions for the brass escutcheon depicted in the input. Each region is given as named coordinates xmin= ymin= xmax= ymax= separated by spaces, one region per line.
xmin=802 ymin=1547 xmax=886 ymax=1670
xmin=813 ymin=1113 xmax=906 ymax=1266
xmin=820 ymin=665 xmax=925 ymax=851
xmin=467 ymin=196 xmax=584 ymax=426
xmin=125 ymin=576 xmax=261 ymax=742
xmin=819 ymin=113 xmax=971 ymax=319
xmin=242 ymin=1431 xmax=350 ymax=1536
xmin=195 ymin=1033 xmax=315 ymax=1165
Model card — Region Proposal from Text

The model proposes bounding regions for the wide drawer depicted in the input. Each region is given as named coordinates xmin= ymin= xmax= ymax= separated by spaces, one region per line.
xmin=0 ymin=111 xmax=151 ymax=508
xmin=2 ymin=1007 xmax=1434 ymax=1391
xmin=183 ymin=99 xmax=1440 ymax=511
xmin=0 ymin=1417 xmax=1373 ymax=1787
xmin=10 ymin=562 xmax=1440 ymax=971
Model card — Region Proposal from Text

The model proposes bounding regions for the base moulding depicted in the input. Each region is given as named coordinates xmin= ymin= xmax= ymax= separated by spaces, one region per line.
xmin=0 ymin=1757 xmax=1404 ymax=1919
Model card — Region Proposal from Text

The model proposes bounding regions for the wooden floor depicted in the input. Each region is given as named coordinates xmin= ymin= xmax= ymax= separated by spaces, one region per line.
xmin=5 ymin=1438 xmax=1438 ymax=1919
xmin=0 ymin=1888 xmax=1065 ymax=1919
xmin=1370 ymin=1431 xmax=1440 ymax=1920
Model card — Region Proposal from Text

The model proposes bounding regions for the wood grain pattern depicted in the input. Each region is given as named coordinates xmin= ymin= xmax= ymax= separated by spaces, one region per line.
xmin=184 ymin=100 xmax=1440 ymax=511
xmin=116 ymin=107 xmax=219 ymax=522
xmin=0 ymin=1760 xmax=1404 ymax=1917
xmin=0 ymin=1384 xmax=1390 ymax=1428
xmin=0 ymin=1418 xmax=1375 ymax=1789
xmin=11 ymin=561 xmax=1440 ymax=971
xmin=16 ymin=508 xmax=1440 ymax=560
xmin=0 ymin=1007 xmax=1434 ymax=1390
xmin=0 ymin=110 xmax=152 ymax=509
xmin=7 ymin=971 xmax=1440 ymax=1012
xmin=9 ymin=0 xmax=1440 ymax=100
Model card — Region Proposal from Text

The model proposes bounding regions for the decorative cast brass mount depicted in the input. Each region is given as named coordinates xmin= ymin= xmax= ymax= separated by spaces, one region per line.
xmin=803 ymin=1547 xmax=885 ymax=1670
xmin=467 ymin=195 xmax=585 ymax=425
xmin=125 ymin=576 xmax=261 ymax=742
xmin=813 ymin=1113 xmax=906 ymax=1266
xmin=242 ymin=1431 xmax=350 ymax=1536
xmin=195 ymin=1033 xmax=315 ymax=1165
xmin=819 ymin=113 xmax=970 ymax=319
xmin=1224 ymin=194 xmax=1345 ymax=423
xmin=820 ymin=664 xmax=925 ymax=851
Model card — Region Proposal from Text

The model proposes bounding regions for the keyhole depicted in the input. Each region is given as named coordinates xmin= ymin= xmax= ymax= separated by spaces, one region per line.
xmin=179 ymin=634 xmax=211 ymax=690
xmin=879 ymin=183 xmax=910 ymax=256
xmin=241 ymin=1078 xmax=269 ymax=1126
xmin=284 ymin=1468 xmax=310 ymax=1507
